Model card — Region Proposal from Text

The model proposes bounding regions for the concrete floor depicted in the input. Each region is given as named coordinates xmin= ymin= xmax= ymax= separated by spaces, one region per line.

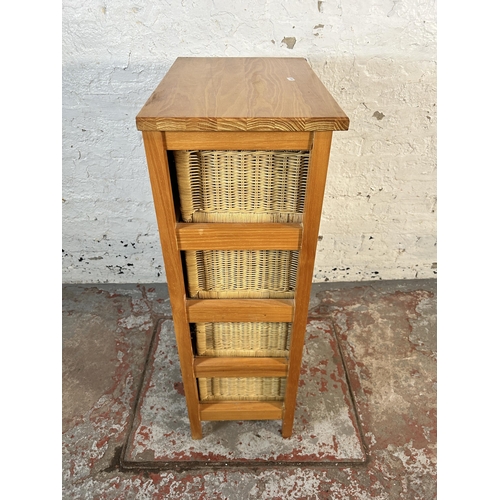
xmin=62 ymin=279 xmax=436 ymax=499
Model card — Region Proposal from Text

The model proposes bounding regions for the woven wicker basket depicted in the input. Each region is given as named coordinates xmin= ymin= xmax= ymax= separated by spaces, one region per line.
xmin=174 ymin=149 xmax=309 ymax=402
xmin=185 ymin=249 xmax=298 ymax=299
xmin=198 ymin=377 xmax=287 ymax=401
xmin=196 ymin=322 xmax=292 ymax=357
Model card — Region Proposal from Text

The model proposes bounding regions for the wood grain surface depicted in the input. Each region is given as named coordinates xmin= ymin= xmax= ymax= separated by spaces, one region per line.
xmin=281 ymin=130 xmax=334 ymax=438
xmin=176 ymin=222 xmax=302 ymax=250
xmin=200 ymin=402 xmax=283 ymax=421
xmin=186 ymin=298 xmax=294 ymax=323
xmin=141 ymin=131 xmax=203 ymax=439
xmin=137 ymin=57 xmax=349 ymax=132
xmin=165 ymin=131 xmax=312 ymax=150
xmin=194 ymin=357 xmax=288 ymax=378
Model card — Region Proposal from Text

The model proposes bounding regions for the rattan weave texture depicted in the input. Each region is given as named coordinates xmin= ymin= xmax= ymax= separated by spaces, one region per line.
xmin=174 ymin=149 xmax=309 ymax=401
xmin=198 ymin=377 xmax=287 ymax=401
xmin=174 ymin=150 xmax=309 ymax=223
xmin=196 ymin=322 xmax=292 ymax=357
xmin=185 ymin=249 xmax=298 ymax=299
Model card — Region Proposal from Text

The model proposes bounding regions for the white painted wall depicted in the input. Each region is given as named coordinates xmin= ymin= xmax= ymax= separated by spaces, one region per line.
xmin=62 ymin=0 xmax=436 ymax=283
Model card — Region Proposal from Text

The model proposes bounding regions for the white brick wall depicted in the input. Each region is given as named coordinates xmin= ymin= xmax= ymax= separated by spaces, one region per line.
xmin=62 ymin=0 xmax=436 ymax=283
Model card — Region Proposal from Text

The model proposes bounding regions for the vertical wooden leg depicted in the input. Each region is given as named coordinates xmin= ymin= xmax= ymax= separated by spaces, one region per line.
xmin=282 ymin=131 xmax=333 ymax=438
xmin=142 ymin=131 xmax=203 ymax=439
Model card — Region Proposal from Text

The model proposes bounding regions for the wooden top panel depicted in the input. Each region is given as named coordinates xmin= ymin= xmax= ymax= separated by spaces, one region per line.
xmin=136 ymin=57 xmax=349 ymax=132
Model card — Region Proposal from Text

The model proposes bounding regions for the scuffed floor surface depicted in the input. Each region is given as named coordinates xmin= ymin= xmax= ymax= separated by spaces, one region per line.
xmin=123 ymin=318 xmax=365 ymax=466
xmin=62 ymin=279 xmax=436 ymax=499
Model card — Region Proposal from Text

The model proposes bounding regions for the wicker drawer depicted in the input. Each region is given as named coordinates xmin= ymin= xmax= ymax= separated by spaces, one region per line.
xmin=198 ymin=377 xmax=287 ymax=402
xmin=174 ymin=149 xmax=309 ymax=223
xmin=195 ymin=322 xmax=291 ymax=357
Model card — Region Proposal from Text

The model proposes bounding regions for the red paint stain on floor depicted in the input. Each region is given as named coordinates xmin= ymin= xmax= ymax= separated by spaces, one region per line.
xmin=173 ymin=382 xmax=185 ymax=396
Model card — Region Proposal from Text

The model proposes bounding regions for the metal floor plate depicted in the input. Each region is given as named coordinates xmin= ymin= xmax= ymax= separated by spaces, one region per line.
xmin=122 ymin=317 xmax=366 ymax=468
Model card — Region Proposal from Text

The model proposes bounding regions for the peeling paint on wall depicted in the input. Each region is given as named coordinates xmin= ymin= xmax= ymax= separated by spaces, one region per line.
xmin=62 ymin=0 xmax=436 ymax=284
xmin=281 ymin=37 xmax=296 ymax=49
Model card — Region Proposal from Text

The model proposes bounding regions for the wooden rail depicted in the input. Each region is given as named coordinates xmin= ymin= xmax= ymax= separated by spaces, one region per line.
xmin=194 ymin=357 xmax=288 ymax=378
xmin=186 ymin=299 xmax=294 ymax=323
xmin=176 ymin=223 xmax=302 ymax=250
xmin=200 ymin=402 xmax=284 ymax=421
xmin=164 ymin=131 xmax=313 ymax=149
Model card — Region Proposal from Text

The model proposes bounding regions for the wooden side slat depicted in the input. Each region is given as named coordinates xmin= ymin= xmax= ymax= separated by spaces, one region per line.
xmin=281 ymin=130 xmax=334 ymax=438
xmin=164 ymin=131 xmax=312 ymax=150
xmin=200 ymin=402 xmax=283 ymax=421
xmin=194 ymin=357 xmax=288 ymax=378
xmin=176 ymin=223 xmax=302 ymax=250
xmin=141 ymin=131 xmax=203 ymax=439
xmin=186 ymin=299 xmax=294 ymax=323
